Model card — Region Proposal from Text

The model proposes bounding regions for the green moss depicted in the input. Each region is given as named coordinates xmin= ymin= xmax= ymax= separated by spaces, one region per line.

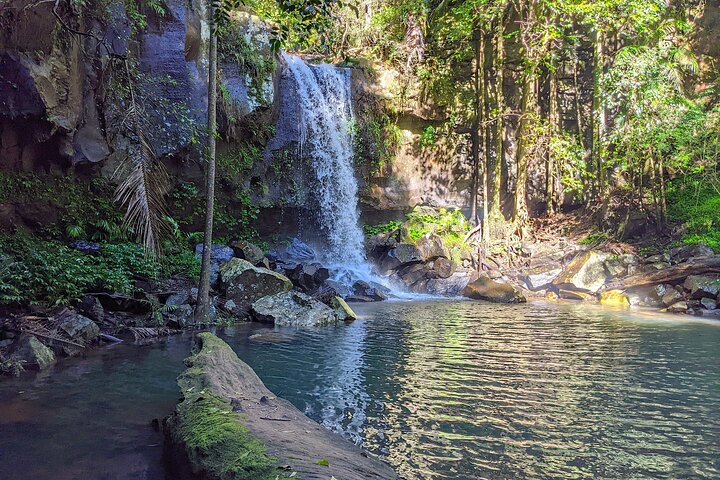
xmin=174 ymin=393 xmax=279 ymax=480
xmin=170 ymin=333 xmax=291 ymax=480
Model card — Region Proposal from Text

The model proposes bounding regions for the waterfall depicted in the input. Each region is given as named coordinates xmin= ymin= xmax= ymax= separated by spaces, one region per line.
xmin=283 ymin=53 xmax=370 ymax=277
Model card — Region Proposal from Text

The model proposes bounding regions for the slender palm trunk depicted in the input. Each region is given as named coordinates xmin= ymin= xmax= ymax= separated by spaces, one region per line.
xmin=469 ymin=29 xmax=482 ymax=225
xmin=196 ymin=3 xmax=218 ymax=321
xmin=513 ymin=69 xmax=537 ymax=229
xmin=547 ymin=67 xmax=558 ymax=215
xmin=490 ymin=19 xmax=505 ymax=220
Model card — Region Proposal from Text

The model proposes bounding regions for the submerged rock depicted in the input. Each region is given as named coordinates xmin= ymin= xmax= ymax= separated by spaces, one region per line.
xmin=9 ymin=335 xmax=55 ymax=371
xmin=462 ymin=277 xmax=527 ymax=304
xmin=219 ymin=258 xmax=292 ymax=316
xmin=252 ymin=291 xmax=338 ymax=327
xmin=599 ymin=290 xmax=630 ymax=307
xmin=352 ymin=280 xmax=387 ymax=301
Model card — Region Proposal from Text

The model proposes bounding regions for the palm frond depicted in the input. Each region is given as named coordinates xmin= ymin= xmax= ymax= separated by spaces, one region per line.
xmin=113 ymin=59 xmax=171 ymax=257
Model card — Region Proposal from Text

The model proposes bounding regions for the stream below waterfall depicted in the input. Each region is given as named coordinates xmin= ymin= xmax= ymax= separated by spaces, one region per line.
xmin=1 ymin=300 xmax=719 ymax=480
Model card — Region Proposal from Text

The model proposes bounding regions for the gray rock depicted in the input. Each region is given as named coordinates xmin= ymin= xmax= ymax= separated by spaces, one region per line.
xmin=9 ymin=335 xmax=55 ymax=371
xmin=286 ymin=238 xmax=315 ymax=261
xmin=58 ymin=313 xmax=99 ymax=344
xmin=524 ymin=266 xmax=562 ymax=290
xmin=195 ymin=244 xmax=234 ymax=263
xmin=352 ymin=280 xmax=387 ymax=301
xmin=672 ymin=243 xmax=715 ymax=262
xmin=415 ymin=233 xmax=450 ymax=261
xmin=389 ymin=243 xmax=423 ymax=265
xmin=463 ymin=276 xmax=526 ymax=304
xmin=167 ymin=304 xmax=195 ymax=328
xmin=166 ymin=290 xmax=191 ymax=307
xmin=229 ymin=240 xmax=265 ymax=265
xmin=644 ymin=253 xmax=671 ymax=264
xmin=78 ymin=294 xmax=104 ymax=323
xmin=252 ymin=291 xmax=338 ymax=327
xmin=661 ymin=289 xmax=684 ymax=307
xmin=668 ymin=301 xmax=689 ymax=313
xmin=425 ymin=272 xmax=473 ymax=296
xmin=553 ymin=250 xmax=609 ymax=292
xmin=700 ymin=297 xmax=717 ymax=310
xmin=219 ymin=258 xmax=293 ymax=316
xmin=684 ymin=275 xmax=720 ymax=300
xmin=431 ymin=257 xmax=455 ymax=279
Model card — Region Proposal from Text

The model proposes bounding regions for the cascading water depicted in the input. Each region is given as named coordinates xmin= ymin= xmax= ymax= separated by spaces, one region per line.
xmin=282 ymin=53 xmax=372 ymax=281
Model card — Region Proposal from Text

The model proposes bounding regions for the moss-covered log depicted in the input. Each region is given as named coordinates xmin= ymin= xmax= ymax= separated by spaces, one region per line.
xmin=164 ymin=332 xmax=397 ymax=480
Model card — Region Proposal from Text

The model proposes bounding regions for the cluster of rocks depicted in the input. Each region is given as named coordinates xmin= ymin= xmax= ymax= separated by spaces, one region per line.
xmin=497 ymin=242 xmax=720 ymax=315
xmin=1 ymin=309 xmax=103 ymax=374
xmin=197 ymin=238 xmax=366 ymax=328
xmin=366 ymin=232 xmax=478 ymax=296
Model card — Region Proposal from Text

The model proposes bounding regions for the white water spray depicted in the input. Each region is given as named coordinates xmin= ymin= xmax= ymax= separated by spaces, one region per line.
xmin=283 ymin=54 xmax=372 ymax=279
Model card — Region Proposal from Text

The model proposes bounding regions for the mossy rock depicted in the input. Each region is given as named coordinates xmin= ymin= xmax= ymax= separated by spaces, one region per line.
xmin=164 ymin=333 xmax=285 ymax=480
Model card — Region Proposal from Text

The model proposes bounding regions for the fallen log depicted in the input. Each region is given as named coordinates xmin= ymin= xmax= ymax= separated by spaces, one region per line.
xmin=606 ymin=256 xmax=720 ymax=290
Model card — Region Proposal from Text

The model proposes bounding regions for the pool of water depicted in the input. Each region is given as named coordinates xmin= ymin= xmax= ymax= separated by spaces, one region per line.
xmin=1 ymin=300 xmax=719 ymax=479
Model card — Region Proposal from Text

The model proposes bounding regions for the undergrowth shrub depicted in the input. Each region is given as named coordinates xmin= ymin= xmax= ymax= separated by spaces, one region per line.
xmin=667 ymin=178 xmax=720 ymax=251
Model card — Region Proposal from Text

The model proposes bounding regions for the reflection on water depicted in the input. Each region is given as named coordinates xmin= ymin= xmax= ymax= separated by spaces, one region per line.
xmin=226 ymin=300 xmax=720 ymax=480
xmin=0 ymin=300 xmax=718 ymax=480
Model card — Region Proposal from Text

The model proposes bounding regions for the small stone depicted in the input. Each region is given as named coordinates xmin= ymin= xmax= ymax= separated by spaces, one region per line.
xmin=700 ymin=297 xmax=717 ymax=310
xmin=331 ymin=296 xmax=357 ymax=322
xmin=667 ymin=301 xmax=689 ymax=313
xmin=462 ymin=276 xmax=526 ymax=304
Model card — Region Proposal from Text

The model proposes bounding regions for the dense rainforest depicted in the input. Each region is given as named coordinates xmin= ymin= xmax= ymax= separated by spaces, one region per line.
xmin=1 ymin=2 xmax=720 ymax=480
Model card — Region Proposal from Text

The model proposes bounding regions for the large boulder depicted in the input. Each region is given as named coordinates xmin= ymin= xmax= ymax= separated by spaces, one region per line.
xmin=462 ymin=277 xmax=527 ymax=304
xmin=195 ymin=244 xmax=234 ymax=285
xmin=8 ymin=335 xmax=55 ymax=371
xmin=389 ymin=243 xmax=423 ymax=265
xmin=285 ymin=237 xmax=316 ymax=262
xmin=431 ymin=257 xmax=455 ymax=279
xmin=251 ymin=291 xmax=338 ymax=327
xmin=219 ymin=259 xmax=292 ymax=316
xmin=415 ymin=233 xmax=450 ymax=261
xmin=229 ymin=240 xmax=264 ymax=265
xmin=284 ymin=263 xmax=330 ymax=294
xmin=626 ymin=284 xmax=665 ymax=307
xmin=522 ymin=264 xmax=562 ymax=290
xmin=425 ymin=272 xmax=475 ymax=296
xmin=58 ymin=312 xmax=100 ymax=344
xmin=683 ymin=275 xmax=720 ymax=299
xmin=553 ymin=250 xmax=609 ymax=292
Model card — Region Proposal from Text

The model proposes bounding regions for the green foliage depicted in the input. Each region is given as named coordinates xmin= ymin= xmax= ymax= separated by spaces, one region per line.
xmin=0 ymin=173 xmax=126 ymax=242
xmin=218 ymin=24 xmax=275 ymax=103
xmin=579 ymin=231 xmax=610 ymax=246
xmin=419 ymin=125 xmax=437 ymax=149
xmin=355 ymin=113 xmax=402 ymax=174
xmin=0 ymin=232 xmax=200 ymax=306
xmin=363 ymin=220 xmax=402 ymax=236
xmin=124 ymin=0 xmax=166 ymax=32
xmin=667 ymin=178 xmax=720 ymax=251
xmin=405 ymin=207 xmax=470 ymax=248
xmin=218 ymin=145 xmax=262 ymax=180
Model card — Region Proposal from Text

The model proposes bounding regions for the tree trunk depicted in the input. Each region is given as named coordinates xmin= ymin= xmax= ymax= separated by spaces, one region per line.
xmin=196 ymin=3 xmax=218 ymax=321
xmin=513 ymin=69 xmax=537 ymax=229
xmin=573 ymin=52 xmax=589 ymax=202
xmin=490 ymin=18 xmax=505 ymax=221
xmin=480 ymin=31 xmax=490 ymax=244
xmin=469 ymin=29 xmax=481 ymax=225
xmin=547 ymin=67 xmax=559 ymax=215
xmin=591 ymin=28 xmax=607 ymax=199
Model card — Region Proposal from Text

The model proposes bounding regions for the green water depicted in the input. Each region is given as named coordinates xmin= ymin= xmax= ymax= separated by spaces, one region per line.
xmin=0 ymin=300 xmax=718 ymax=479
